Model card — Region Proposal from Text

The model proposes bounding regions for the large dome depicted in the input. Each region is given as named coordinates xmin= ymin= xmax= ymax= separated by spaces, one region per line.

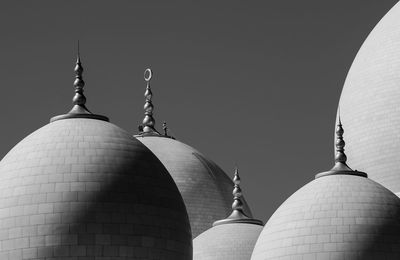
xmin=0 ymin=56 xmax=192 ymax=259
xmin=338 ymin=1 xmax=400 ymax=194
xmin=0 ymin=118 xmax=192 ymax=259
xmin=136 ymin=69 xmax=252 ymax=238
xmin=252 ymin=122 xmax=400 ymax=260
xmin=137 ymin=136 xmax=252 ymax=238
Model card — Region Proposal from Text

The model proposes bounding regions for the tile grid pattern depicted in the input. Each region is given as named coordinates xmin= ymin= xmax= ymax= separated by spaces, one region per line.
xmin=138 ymin=137 xmax=252 ymax=238
xmin=0 ymin=119 xmax=192 ymax=260
xmin=339 ymin=1 xmax=400 ymax=195
xmin=193 ymin=223 xmax=262 ymax=260
xmin=251 ymin=175 xmax=400 ymax=260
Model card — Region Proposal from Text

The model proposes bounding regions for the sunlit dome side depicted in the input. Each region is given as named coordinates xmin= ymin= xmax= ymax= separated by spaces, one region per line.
xmin=251 ymin=120 xmax=400 ymax=259
xmin=337 ymin=1 xmax=400 ymax=195
xmin=0 ymin=54 xmax=192 ymax=259
xmin=193 ymin=168 xmax=263 ymax=260
xmin=135 ymin=68 xmax=253 ymax=238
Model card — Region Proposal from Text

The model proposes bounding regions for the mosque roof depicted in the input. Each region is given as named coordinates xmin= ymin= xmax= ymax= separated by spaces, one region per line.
xmin=251 ymin=120 xmax=400 ymax=259
xmin=0 ymin=52 xmax=192 ymax=259
xmin=338 ymin=1 xmax=400 ymax=195
xmin=193 ymin=168 xmax=263 ymax=260
xmin=135 ymin=69 xmax=253 ymax=237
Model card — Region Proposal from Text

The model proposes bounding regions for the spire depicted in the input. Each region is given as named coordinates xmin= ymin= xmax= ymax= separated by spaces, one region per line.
xmin=69 ymin=41 xmax=90 ymax=114
xmin=335 ymin=114 xmax=347 ymax=165
xmin=315 ymin=113 xmax=367 ymax=178
xmin=50 ymin=42 xmax=109 ymax=122
xmin=213 ymin=167 xmax=263 ymax=226
xmin=142 ymin=68 xmax=156 ymax=133
xmin=139 ymin=68 xmax=160 ymax=135
xmin=231 ymin=167 xmax=244 ymax=212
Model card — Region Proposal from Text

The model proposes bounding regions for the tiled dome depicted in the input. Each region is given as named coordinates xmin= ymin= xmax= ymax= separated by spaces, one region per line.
xmin=138 ymin=136 xmax=252 ymax=238
xmin=0 ymin=55 xmax=192 ymax=260
xmin=194 ymin=223 xmax=262 ymax=260
xmin=251 ymin=174 xmax=400 ymax=260
xmin=193 ymin=168 xmax=263 ymax=260
xmin=251 ymin=121 xmax=400 ymax=260
xmin=0 ymin=118 xmax=192 ymax=260
xmin=136 ymin=68 xmax=252 ymax=238
xmin=338 ymin=1 xmax=400 ymax=195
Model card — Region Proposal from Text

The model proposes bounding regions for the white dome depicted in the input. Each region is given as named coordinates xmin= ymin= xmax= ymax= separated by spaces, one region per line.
xmin=251 ymin=174 xmax=400 ymax=259
xmin=338 ymin=1 xmax=400 ymax=194
xmin=137 ymin=136 xmax=253 ymax=238
xmin=0 ymin=118 xmax=192 ymax=259
xmin=194 ymin=223 xmax=262 ymax=260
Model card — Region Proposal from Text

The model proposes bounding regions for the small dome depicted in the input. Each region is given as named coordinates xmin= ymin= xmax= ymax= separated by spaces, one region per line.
xmin=194 ymin=224 xmax=262 ymax=260
xmin=251 ymin=175 xmax=400 ymax=259
xmin=193 ymin=168 xmax=263 ymax=260
xmin=338 ymin=1 xmax=400 ymax=194
xmin=252 ymin=121 xmax=400 ymax=260
xmin=137 ymin=136 xmax=253 ymax=238
xmin=0 ymin=118 xmax=192 ymax=259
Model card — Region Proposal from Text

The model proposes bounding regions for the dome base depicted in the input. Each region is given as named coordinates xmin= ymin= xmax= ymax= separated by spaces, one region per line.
xmin=50 ymin=113 xmax=109 ymax=122
xmin=213 ymin=210 xmax=263 ymax=227
xmin=315 ymin=169 xmax=367 ymax=179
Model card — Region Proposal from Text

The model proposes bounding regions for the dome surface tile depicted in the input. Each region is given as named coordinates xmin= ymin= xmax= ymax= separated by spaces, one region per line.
xmin=137 ymin=136 xmax=252 ymax=238
xmin=193 ymin=223 xmax=262 ymax=260
xmin=338 ymin=1 xmax=400 ymax=194
xmin=251 ymin=175 xmax=400 ymax=260
xmin=0 ymin=118 xmax=192 ymax=259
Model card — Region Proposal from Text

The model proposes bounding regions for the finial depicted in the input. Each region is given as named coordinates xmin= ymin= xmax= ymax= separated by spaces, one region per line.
xmin=71 ymin=41 xmax=88 ymax=111
xmin=140 ymin=68 xmax=160 ymax=135
xmin=335 ymin=114 xmax=346 ymax=164
xmin=213 ymin=167 xmax=263 ymax=226
xmin=315 ymin=115 xmax=367 ymax=178
xmin=231 ymin=167 xmax=244 ymax=212
xmin=50 ymin=42 xmax=109 ymax=122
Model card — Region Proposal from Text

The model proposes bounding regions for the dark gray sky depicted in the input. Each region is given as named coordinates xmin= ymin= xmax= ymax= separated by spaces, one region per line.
xmin=0 ymin=1 xmax=397 ymax=222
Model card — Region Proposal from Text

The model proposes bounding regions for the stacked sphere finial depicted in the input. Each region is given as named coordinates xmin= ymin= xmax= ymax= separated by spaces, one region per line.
xmin=213 ymin=167 xmax=262 ymax=226
xmin=231 ymin=167 xmax=244 ymax=212
xmin=193 ymin=167 xmax=263 ymax=260
xmin=142 ymin=68 xmax=157 ymax=134
xmin=50 ymin=44 xmax=108 ymax=122
xmin=72 ymin=53 xmax=86 ymax=107
xmin=335 ymin=116 xmax=347 ymax=164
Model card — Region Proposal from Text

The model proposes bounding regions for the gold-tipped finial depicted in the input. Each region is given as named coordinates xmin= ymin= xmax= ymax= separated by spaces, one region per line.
xmin=213 ymin=167 xmax=263 ymax=226
xmin=315 ymin=111 xmax=366 ymax=178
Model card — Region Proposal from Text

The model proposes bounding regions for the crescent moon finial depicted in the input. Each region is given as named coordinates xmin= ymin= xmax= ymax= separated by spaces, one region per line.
xmin=144 ymin=68 xmax=153 ymax=82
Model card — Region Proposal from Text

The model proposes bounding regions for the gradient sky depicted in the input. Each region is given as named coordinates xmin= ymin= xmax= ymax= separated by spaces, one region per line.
xmin=0 ymin=0 xmax=397 ymax=222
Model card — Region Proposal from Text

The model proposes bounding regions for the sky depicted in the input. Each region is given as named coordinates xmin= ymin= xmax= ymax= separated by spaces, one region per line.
xmin=0 ymin=0 xmax=398 ymax=222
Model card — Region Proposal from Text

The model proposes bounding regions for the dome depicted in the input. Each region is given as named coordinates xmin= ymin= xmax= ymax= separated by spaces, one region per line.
xmin=251 ymin=122 xmax=400 ymax=260
xmin=0 ymin=57 xmax=192 ymax=259
xmin=137 ymin=136 xmax=252 ymax=238
xmin=194 ymin=224 xmax=262 ymax=260
xmin=135 ymin=69 xmax=252 ymax=238
xmin=193 ymin=168 xmax=263 ymax=260
xmin=338 ymin=1 xmax=400 ymax=194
